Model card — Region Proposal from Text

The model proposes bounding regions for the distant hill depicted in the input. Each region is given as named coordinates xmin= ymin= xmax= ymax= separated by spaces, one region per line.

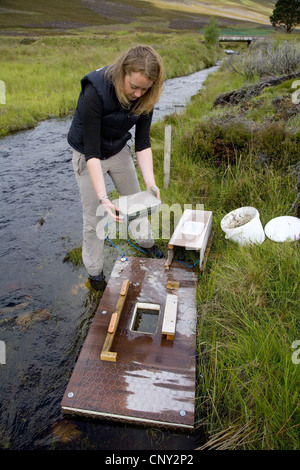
xmin=0 ymin=0 xmax=277 ymax=33
xmin=145 ymin=0 xmax=276 ymax=24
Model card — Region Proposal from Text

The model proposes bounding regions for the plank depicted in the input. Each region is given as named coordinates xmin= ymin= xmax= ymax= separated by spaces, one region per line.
xmin=100 ymin=279 xmax=129 ymax=362
xmin=162 ymin=293 xmax=178 ymax=340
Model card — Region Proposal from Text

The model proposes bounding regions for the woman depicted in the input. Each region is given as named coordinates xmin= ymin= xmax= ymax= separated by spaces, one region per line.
xmin=68 ymin=45 xmax=164 ymax=290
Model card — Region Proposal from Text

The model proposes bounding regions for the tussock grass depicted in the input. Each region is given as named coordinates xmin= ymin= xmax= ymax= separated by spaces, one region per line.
xmin=63 ymin=246 xmax=83 ymax=267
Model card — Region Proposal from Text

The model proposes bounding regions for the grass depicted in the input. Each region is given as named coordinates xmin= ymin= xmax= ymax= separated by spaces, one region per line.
xmin=197 ymin=242 xmax=299 ymax=449
xmin=0 ymin=11 xmax=299 ymax=447
xmin=63 ymin=245 xmax=83 ymax=267
xmin=147 ymin=56 xmax=300 ymax=449
xmin=0 ymin=32 xmax=221 ymax=136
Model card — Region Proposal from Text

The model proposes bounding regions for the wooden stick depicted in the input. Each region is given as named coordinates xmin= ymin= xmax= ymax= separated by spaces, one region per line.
xmin=162 ymin=294 xmax=178 ymax=340
xmin=164 ymin=125 xmax=171 ymax=189
xmin=164 ymin=244 xmax=174 ymax=270
xmin=199 ymin=232 xmax=214 ymax=274
xmin=100 ymin=279 xmax=130 ymax=362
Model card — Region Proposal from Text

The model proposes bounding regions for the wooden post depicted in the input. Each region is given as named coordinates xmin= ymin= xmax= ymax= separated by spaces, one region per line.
xmin=164 ymin=125 xmax=171 ymax=189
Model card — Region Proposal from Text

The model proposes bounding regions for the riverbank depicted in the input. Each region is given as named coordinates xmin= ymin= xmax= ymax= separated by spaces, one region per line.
xmin=0 ymin=31 xmax=223 ymax=137
xmin=149 ymin=43 xmax=300 ymax=449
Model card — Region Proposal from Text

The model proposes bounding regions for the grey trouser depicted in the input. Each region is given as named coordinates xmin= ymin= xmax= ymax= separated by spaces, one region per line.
xmin=72 ymin=146 xmax=154 ymax=276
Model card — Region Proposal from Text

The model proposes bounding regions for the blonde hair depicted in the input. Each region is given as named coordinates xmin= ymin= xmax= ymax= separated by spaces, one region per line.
xmin=106 ymin=45 xmax=164 ymax=116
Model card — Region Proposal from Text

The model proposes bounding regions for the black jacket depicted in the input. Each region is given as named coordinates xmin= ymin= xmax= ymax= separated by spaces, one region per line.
xmin=67 ymin=66 xmax=150 ymax=159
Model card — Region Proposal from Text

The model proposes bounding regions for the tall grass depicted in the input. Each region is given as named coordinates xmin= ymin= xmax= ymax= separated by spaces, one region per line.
xmin=1 ymin=29 xmax=299 ymax=449
xmin=149 ymin=55 xmax=300 ymax=449
xmin=0 ymin=32 xmax=220 ymax=136
xmin=197 ymin=242 xmax=299 ymax=450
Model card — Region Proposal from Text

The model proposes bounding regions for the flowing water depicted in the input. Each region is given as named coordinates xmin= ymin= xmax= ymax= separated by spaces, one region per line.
xmin=0 ymin=64 xmax=219 ymax=450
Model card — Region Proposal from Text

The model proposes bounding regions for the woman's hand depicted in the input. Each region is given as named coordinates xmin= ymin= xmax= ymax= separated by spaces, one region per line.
xmin=147 ymin=184 xmax=160 ymax=201
xmin=136 ymin=148 xmax=161 ymax=200
xmin=101 ymin=198 xmax=123 ymax=222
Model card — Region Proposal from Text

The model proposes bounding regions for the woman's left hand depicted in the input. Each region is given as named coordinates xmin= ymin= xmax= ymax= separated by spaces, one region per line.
xmin=147 ymin=184 xmax=160 ymax=200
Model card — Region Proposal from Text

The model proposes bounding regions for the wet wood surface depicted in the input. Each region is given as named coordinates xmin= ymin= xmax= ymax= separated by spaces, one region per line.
xmin=61 ymin=257 xmax=197 ymax=430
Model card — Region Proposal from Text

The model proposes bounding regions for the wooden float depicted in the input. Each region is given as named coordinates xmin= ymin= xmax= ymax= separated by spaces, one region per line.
xmin=61 ymin=257 xmax=197 ymax=430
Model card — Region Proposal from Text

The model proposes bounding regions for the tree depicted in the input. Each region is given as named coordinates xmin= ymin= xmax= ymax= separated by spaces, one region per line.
xmin=203 ymin=17 xmax=220 ymax=46
xmin=270 ymin=0 xmax=300 ymax=33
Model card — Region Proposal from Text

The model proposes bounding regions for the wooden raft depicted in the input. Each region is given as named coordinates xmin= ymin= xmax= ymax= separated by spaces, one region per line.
xmin=61 ymin=257 xmax=198 ymax=430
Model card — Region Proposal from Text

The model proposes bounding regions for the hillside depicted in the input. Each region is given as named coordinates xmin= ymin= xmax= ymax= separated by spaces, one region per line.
xmin=145 ymin=0 xmax=276 ymax=24
xmin=0 ymin=0 xmax=276 ymax=34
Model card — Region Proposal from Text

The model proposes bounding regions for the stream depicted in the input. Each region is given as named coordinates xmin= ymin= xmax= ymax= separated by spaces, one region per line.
xmin=0 ymin=63 xmax=219 ymax=451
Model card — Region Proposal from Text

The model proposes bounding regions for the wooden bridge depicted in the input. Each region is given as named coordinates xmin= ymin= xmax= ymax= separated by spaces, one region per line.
xmin=219 ymin=36 xmax=262 ymax=47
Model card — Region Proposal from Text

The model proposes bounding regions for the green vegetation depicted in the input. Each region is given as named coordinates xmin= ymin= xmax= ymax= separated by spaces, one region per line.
xmin=0 ymin=32 xmax=221 ymax=136
xmin=63 ymin=245 xmax=83 ymax=267
xmin=270 ymin=0 xmax=300 ymax=33
xmin=203 ymin=17 xmax=220 ymax=46
xmin=0 ymin=0 xmax=299 ymax=450
xmin=147 ymin=42 xmax=299 ymax=449
xmin=197 ymin=241 xmax=299 ymax=449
